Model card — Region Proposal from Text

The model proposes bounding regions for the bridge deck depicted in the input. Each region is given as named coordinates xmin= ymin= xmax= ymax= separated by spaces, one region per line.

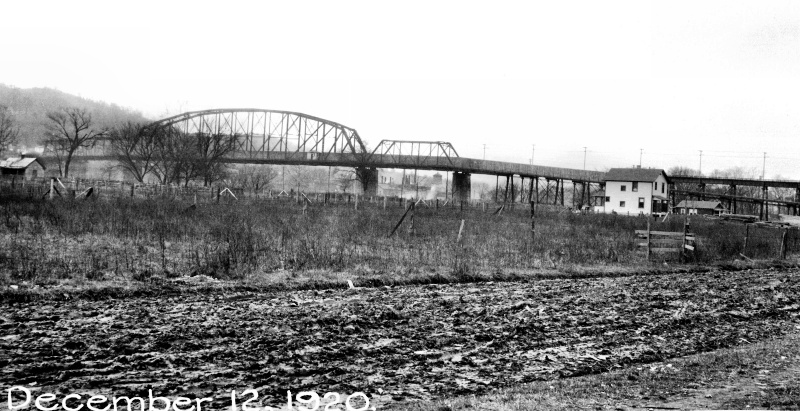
xmin=225 ymin=153 xmax=606 ymax=181
xmin=53 ymin=151 xmax=606 ymax=182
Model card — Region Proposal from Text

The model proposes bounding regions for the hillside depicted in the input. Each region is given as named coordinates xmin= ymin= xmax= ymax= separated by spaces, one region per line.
xmin=0 ymin=84 xmax=150 ymax=150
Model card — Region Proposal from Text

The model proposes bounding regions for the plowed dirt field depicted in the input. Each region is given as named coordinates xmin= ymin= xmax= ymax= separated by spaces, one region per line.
xmin=2 ymin=268 xmax=799 ymax=410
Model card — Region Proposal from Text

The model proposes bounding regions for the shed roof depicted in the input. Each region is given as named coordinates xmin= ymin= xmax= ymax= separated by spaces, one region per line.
xmin=604 ymin=168 xmax=668 ymax=183
xmin=675 ymin=200 xmax=724 ymax=209
xmin=0 ymin=157 xmax=45 ymax=170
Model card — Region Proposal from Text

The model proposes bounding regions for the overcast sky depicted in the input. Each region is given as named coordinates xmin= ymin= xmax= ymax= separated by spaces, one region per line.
xmin=2 ymin=1 xmax=799 ymax=179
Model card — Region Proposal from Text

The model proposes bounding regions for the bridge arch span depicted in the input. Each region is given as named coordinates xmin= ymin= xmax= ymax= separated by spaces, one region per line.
xmin=147 ymin=109 xmax=368 ymax=161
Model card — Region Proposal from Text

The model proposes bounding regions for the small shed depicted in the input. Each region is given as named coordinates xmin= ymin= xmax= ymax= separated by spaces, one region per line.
xmin=675 ymin=200 xmax=725 ymax=216
xmin=0 ymin=156 xmax=46 ymax=180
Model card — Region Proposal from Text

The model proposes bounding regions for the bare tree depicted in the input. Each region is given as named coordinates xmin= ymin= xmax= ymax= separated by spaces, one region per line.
xmin=45 ymin=107 xmax=105 ymax=178
xmin=0 ymin=105 xmax=19 ymax=154
xmin=149 ymin=126 xmax=186 ymax=185
xmin=334 ymin=167 xmax=357 ymax=193
xmin=287 ymin=166 xmax=328 ymax=194
xmin=227 ymin=165 xmax=279 ymax=195
xmin=195 ymin=133 xmax=236 ymax=186
xmin=109 ymin=121 xmax=159 ymax=183
xmin=149 ymin=128 xmax=236 ymax=186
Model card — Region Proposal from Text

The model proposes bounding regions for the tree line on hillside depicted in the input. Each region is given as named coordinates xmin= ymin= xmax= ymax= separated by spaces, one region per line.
xmin=0 ymin=106 xmax=19 ymax=153
xmin=0 ymin=84 xmax=147 ymax=148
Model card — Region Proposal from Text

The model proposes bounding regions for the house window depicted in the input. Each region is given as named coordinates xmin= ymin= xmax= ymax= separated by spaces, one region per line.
xmin=605 ymin=196 xmax=610 ymax=202
xmin=620 ymin=185 xmax=626 ymax=192
xmin=638 ymin=197 xmax=645 ymax=208
xmin=619 ymin=201 xmax=626 ymax=207
xmin=632 ymin=182 xmax=638 ymax=192
xmin=661 ymin=183 xmax=664 ymax=194
xmin=654 ymin=182 xmax=657 ymax=190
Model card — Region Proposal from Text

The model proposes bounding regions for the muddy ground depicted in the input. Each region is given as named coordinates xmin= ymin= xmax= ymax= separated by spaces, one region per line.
xmin=2 ymin=268 xmax=799 ymax=410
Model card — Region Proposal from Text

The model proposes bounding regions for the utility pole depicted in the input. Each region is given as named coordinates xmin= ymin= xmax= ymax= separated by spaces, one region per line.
xmin=483 ymin=144 xmax=487 ymax=160
xmin=639 ymin=148 xmax=643 ymax=167
xmin=762 ymin=152 xmax=767 ymax=180
xmin=531 ymin=144 xmax=535 ymax=165
xmin=583 ymin=147 xmax=587 ymax=170
xmin=401 ymin=169 xmax=406 ymax=199
xmin=698 ymin=150 xmax=703 ymax=175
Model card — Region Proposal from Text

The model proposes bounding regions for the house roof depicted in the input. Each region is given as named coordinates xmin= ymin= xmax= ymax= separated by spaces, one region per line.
xmin=675 ymin=200 xmax=724 ymax=209
xmin=604 ymin=168 xmax=668 ymax=183
xmin=0 ymin=157 xmax=45 ymax=170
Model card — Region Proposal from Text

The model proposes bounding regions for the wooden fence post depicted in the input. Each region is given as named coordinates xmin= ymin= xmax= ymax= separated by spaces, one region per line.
xmin=530 ymin=201 xmax=536 ymax=244
xmin=408 ymin=202 xmax=415 ymax=236
xmin=743 ymin=224 xmax=750 ymax=257
xmin=388 ymin=202 xmax=415 ymax=238
xmin=680 ymin=218 xmax=688 ymax=263
xmin=383 ymin=196 xmax=387 ymax=210
xmin=49 ymin=178 xmax=54 ymax=200
xmin=780 ymin=229 xmax=787 ymax=259
xmin=646 ymin=220 xmax=652 ymax=261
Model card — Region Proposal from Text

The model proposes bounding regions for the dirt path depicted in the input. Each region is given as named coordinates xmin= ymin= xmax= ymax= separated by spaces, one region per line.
xmin=2 ymin=268 xmax=799 ymax=410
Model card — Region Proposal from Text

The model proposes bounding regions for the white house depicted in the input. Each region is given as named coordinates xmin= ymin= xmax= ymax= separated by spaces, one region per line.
xmin=603 ymin=167 xmax=670 ymax=215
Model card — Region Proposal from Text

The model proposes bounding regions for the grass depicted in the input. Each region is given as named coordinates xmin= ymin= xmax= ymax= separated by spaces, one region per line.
xmin=0 ymin=191 xmax=798 ymax=291
xmin=399 ymin=331 xmax=800 ymax=410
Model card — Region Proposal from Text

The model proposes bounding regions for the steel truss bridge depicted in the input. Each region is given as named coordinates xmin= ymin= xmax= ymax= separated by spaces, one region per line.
xmin=50 ymin=109 xmax=800 ymax=216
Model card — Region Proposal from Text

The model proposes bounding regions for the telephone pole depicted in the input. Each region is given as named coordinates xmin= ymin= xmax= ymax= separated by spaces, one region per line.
xmin=583 ymin=147 xmax=587 ymax=170
xmin=639 ymin=148 xmax=643 ymax=167
xmin=531 ymin=144 xmax=535 ymax=165
xmin=762 ymin=152 xmax=767 ymax=180
xmin=698 ymin=150 xmax=703 ymax=175
xmin=483 ymin=144 xmax=487 ymax=160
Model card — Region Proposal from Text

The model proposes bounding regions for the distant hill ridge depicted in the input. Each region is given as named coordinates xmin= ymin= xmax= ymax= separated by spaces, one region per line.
xmin=0 ymin=84 xmax=150 ymax=149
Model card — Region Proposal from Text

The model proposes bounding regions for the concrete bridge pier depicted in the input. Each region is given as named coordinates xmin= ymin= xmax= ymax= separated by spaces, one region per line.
xmin=452 ymin=172 xmax=471 ymax=203
xmin=357 ymin=167 xmax=379 ymax=197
